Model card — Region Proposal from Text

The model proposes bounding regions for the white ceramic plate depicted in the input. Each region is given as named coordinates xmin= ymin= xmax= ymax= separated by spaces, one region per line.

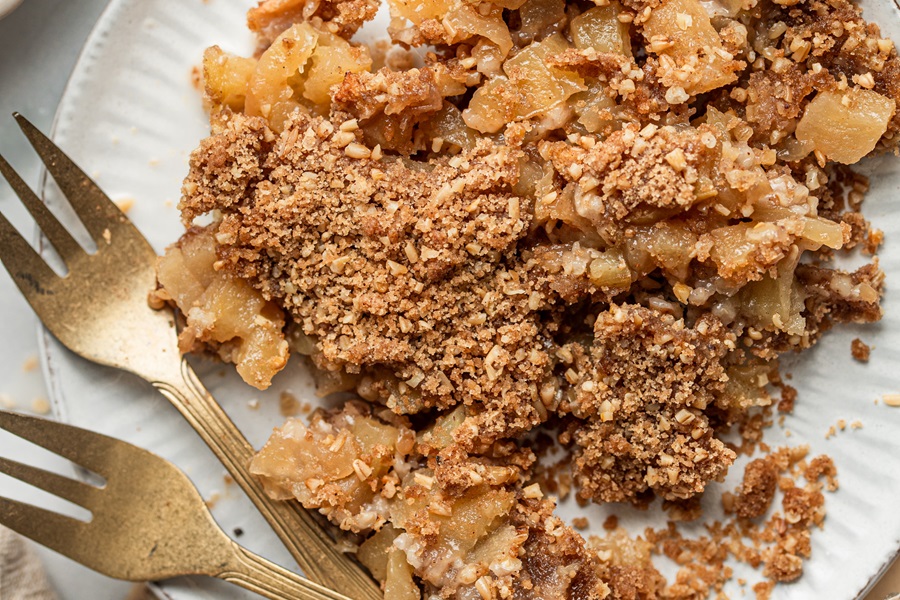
xmin=40 ymin=1 xmax=900 ymax=598
xmin=0 ymin=0 xmax=22 ymax=19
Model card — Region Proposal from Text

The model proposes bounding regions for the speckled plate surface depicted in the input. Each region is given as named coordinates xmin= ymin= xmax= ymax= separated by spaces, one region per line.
xmin=41 ymin=1 xmax=900 ymax=598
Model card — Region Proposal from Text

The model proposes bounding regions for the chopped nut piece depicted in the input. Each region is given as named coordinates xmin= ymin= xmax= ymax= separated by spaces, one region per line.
xmin=345 ymin=142 xmax=371 ymax=159
xmin=883 ymin=394 xmax=900 ymax=407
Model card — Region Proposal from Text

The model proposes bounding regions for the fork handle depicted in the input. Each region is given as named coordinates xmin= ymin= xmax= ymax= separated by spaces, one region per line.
xmin=152 ymin=359 xmax=381 ymax=600
xmin=220 ymin=543 xmax=354 ymax=600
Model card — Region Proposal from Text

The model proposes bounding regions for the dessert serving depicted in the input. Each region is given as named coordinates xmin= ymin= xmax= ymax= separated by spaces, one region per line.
xmin=151 ymin=0 xmax=900 ymax=596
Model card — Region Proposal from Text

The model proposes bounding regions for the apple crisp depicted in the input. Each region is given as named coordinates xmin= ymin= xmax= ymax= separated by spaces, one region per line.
xmin=155 ymin=0 xmax=900 ymax=596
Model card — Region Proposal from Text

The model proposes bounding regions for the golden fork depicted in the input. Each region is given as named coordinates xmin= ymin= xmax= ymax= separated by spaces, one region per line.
xmin=0 ymin=114 xmax=380 ymax=599
xmin=0 ymin=409 xmax=350 ymax=600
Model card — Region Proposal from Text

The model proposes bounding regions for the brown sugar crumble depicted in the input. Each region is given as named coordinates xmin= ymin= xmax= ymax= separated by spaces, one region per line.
xmin=278 ymin=390 xmax=301 ymax=417
xmin=777 ymin=384 xmax=797 ymax=414
xmin=734 ymin=458 xmax=778 ymax=519
xmin=851 ymin=338 xmax=871 ymax=362
xmin=645 ymin=447 xmax=837 ymax=598
xmin=602 ymin=515 xmax=619 ymax=532
xmin=155 ymin=0 xmax=900 ymax=596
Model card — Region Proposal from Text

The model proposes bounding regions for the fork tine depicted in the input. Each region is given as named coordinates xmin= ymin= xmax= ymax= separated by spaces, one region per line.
xmin=0 ymin=495 xmax=91 ymax=560
xmin=0 ymin=210 xmax=59 ymax=300
xmin=0 ymin=456 xmax=99 ymax=509
xmin=0 ymin=411 xmax=119 ymax=478
xmin=13 ymin=113 xmax=127 ymax=245
xmin=0 ymin=154 xmax=86 ymax=266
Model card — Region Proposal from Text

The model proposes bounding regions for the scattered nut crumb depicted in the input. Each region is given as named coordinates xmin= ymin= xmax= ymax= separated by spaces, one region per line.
xmin=115 ymin=198 xmax=136 ymax=213
xmin=0 ymin=393 xmax=15 ymax=410
xmin=31 ymin=398 xmax=50 ymax=415
xmin=851 ymin=338 xmax=870 ymax=362
xmin=883 ymin=394 xmax=900 ymax=407
xmin=572 ymin=517 xmax=590 ymax=530
xmin=205 ymin=491 xmax=221 ymax=509
xmin=279 ymin=391 xmax=300 ymax=417
xmin=735 ymin=458 xmax=778 ymax=519
xmin=777 ymin=385 xmax=797 ymax=413
xmin=21 ymin=355 xmax=38 ymax=373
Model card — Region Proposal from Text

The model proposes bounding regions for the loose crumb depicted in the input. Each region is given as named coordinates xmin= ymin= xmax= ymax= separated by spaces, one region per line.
xmin=115 ymin=198 xmax=136 ymax=213
xmin=0 ymin=393 xmax=15 ymax=409
xmin=31 ymin=398 xmax=50 ymax=415
xmin=572 ymin=516 xmax=590 ymax=530
xmin=21 ymin=355 xmax=38 ymax=372
xmin=734 ymin=458 xmax=778 ymax=519
xmin=279 ymin=391 xmax=300 ymax=417
xmin=778 ymin=385 xmax=797 ymax=414
xmin=851 ymin=338 xmax=871 ymax=362
xmin=883 ymin=394 xmax=900 ymax=407
xmin=205 ymin=491 xmax=221 ymax=509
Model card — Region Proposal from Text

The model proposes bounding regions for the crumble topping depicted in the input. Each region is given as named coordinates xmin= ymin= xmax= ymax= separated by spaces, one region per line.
xmin=562 ymin=305 xmax=737 ymax=503
xmin=247 ymin=0 xmax=380 ymax=44
xmin=155 ymin=0 xmax=900 ymax=595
